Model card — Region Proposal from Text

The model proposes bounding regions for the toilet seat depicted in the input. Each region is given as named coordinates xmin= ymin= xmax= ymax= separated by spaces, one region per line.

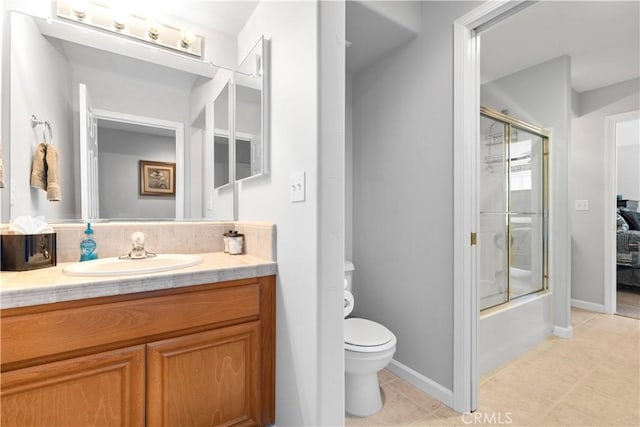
xmin=345 ymin=318 xmax=397 ymax=353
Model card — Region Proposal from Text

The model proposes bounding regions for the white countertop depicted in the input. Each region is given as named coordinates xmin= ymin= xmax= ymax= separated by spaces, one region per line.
xmin=0 ymin=252 xmax=277 ymax=309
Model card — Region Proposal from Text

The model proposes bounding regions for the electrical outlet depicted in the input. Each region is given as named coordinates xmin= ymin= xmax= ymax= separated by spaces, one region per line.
xmin=574 ymin=199 xmax=589 ymax=211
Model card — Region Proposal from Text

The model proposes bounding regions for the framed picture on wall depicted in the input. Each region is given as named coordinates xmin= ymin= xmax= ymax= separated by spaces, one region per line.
xmin=139 ymin=160 xmax=176 ymax=196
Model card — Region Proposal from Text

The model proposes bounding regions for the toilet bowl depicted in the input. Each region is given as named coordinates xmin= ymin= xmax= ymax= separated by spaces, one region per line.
xmin=344 ymin=261 xmax=397 ymax=417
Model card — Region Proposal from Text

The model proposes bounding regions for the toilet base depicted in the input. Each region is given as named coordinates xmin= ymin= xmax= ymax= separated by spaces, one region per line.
xmin=345 ymin=371 xmax=383 ymax=417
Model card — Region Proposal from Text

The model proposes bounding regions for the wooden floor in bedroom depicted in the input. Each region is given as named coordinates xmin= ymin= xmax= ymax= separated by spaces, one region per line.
xmin=617 ymin=285 xmax=640 ymax=319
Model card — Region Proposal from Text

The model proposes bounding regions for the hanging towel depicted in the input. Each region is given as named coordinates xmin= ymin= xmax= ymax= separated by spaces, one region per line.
xmin=30 ymin=142 xmax=47 ymax=191
xmin=45 ymin=143 xmax=61 ymax=201
xmin=0 ymin=141 xmax=5 ymax=188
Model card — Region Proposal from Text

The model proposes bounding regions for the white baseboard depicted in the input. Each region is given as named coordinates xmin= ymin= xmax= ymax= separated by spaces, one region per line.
xmin=386 ymin=359 xmax=454 ymax=408
xmin=571 ymin=298 xmax=605 ymax=313
xmin=553 ymin=325 xmax=573 ymax=338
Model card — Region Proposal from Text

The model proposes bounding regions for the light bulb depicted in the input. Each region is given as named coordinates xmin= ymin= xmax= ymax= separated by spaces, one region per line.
xmin=111 ymin=4 xmax=128 ymax=30
xmin=147 ymin=22 xmax=160 ymax=40
xmin=71 ymin=0 xmax=89 ymax=19
xmin=180 ymin=29 xmax=194 ymax=49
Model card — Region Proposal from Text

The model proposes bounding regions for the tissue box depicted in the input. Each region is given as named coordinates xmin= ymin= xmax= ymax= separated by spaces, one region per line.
xmin=1 ymin=233 xmax=57 ymax=271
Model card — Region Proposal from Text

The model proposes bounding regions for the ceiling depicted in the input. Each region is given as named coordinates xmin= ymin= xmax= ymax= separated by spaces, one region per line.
xmin=347 ymin=1 xmax=639 ymax=93
xmin=480 ymin=1 xmax=640 ymax=93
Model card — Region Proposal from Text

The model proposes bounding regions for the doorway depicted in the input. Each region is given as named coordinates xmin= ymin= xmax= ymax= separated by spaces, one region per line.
xmin=79 ymin=82 xmax=184 ymax=220
xmin=453 ymin=0 xmax=575 ymax=412
xmin=605 ymin=111 xmax=640 ymax=319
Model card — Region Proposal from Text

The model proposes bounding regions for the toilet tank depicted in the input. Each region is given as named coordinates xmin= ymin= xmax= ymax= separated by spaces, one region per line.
xmin=344 ymin=260 xmax=355 ymax=291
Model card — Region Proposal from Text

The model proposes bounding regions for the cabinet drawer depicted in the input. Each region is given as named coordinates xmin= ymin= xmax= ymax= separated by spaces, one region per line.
xmin=2 ymin=283 xmax=260 ymax=367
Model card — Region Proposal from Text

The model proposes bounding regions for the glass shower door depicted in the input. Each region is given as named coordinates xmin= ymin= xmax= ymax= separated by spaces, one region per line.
xmin=508 ymin=128 xmax=545 ymax=300
xmin=479 ymin=115 xmax=508 ymax=309
xmin=479 ymin=107 xmax=548 ymax=310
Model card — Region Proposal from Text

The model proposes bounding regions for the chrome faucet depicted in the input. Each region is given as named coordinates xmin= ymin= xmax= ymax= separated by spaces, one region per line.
xmin=119 ymin=232 xmax=156 ymax=260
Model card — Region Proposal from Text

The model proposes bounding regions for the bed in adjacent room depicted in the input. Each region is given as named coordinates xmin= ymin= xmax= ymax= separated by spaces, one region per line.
xmin=617 ymin=209 xmax=640 ymax=288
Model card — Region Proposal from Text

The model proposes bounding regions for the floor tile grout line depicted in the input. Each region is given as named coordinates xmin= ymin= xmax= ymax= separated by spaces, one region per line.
xmin=532 ymin=312 xmax=629 ymax=426
xmin=383 ymin=380 xmax=444 ymax=416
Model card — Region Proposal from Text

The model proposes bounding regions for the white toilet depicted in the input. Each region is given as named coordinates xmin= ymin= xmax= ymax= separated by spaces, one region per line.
xmin=344 ymin=261 xmax=397 ymax=417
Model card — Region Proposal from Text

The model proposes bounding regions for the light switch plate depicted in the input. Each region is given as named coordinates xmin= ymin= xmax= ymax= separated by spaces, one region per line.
xmin=290 ymin=171 xmax=305 ymax=202
xmin=575 ymin=199 xmax=589 ymax=211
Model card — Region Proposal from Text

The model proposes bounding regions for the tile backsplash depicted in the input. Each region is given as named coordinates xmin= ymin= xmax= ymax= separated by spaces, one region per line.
xmin=2 ymin=221 xmax=276 ymax=263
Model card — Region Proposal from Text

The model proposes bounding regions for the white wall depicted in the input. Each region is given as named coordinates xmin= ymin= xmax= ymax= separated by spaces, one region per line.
xmin=571 ymin=78 xmax=640 ymax=305
xmin=351 ymin=1 xmax=476 ymax=394
xmin=9 ymin=12 xmax=77 ymax=220
xmin=236 ymin=1 xmax=345 ymax=424
xmin=0 ymin=4 xmax=6 ymax=219
xmin=345 ymin=72 xmax=353 ymax=261
xmin=616 ymin=118 xmax=640 ymax=202
xmin=97 ymin=127 xmax=175 ymax=219
xmin=480 ymin=54 xmax=572 ymax=353
xmin=361 ymin=0 xmax=421 ymax=34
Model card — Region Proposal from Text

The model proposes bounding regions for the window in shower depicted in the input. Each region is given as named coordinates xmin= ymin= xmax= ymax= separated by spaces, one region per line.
xmin=478 ymin=106 xmax=549 ymax=311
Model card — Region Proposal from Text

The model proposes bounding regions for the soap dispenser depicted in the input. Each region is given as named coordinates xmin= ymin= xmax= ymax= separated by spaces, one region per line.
xmin=79 ymin=223 xmax=98 ymax=262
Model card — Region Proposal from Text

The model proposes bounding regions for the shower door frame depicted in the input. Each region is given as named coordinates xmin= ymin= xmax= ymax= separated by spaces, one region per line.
xmin=479 ymin=106 xmax=549 ymax=311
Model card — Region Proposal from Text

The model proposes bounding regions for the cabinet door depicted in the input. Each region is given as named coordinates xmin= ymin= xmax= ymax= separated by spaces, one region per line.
xmin=147 ymin=322 xmax=260 ymax=427
xmin=1 ymin=345 xmax=145 ymax=427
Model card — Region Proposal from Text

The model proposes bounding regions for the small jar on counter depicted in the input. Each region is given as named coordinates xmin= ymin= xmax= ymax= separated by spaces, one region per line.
xmin=227 ymin=230 xmax=245 ymax=255
xmin=223 ymin=230 xmax=233 ymax=253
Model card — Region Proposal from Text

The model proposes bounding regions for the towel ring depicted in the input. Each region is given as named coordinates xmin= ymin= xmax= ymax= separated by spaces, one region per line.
xmin=31 ymin=115 xmax=54 ymax=144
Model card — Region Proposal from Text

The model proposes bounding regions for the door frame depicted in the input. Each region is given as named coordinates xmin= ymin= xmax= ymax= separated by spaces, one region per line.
xmin=452 ymin=0 xmax=530 ymax=413
xmin=604 ymin=110 xmax=640 ymax=314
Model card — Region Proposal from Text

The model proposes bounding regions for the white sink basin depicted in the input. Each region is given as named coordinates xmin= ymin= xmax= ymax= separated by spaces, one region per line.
xmin=62 ymin=254 xmax=203 ymax=277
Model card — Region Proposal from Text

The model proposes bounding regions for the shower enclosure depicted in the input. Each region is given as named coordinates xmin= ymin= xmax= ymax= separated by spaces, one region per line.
xmin=479 ymin=107 xmax=549 ymax=310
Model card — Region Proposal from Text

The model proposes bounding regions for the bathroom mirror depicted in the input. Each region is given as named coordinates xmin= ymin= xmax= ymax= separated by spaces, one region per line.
xmin=214 ymin=82 xmax=231 ymax=189
xmin=235 ymin=37 xmax=269 ymax=181
xmin=3 ymin=11 xmax=235 ymax=222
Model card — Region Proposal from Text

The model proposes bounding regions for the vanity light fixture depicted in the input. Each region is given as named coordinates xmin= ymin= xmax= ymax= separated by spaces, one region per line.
xmin=56 ymin=0 xmax=204 ymax=58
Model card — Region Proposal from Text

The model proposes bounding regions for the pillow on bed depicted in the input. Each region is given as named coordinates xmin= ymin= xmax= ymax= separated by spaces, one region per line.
xmin=617 ymin=213 xmax=630 ymax=231
xmin=620 ymin=208 xmax=640 ymax=231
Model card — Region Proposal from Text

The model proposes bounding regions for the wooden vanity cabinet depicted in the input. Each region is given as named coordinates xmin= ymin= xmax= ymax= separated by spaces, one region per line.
xmin=1 ymin=345 xmax=145 ymax=426
xmin=1 ymin=275 xmax=276 ymax=427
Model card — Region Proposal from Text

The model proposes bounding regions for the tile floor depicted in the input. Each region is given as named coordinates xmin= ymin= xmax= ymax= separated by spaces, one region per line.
xmin=617 ymin=285 xmax=640 ymax=319
xmin=346 ymin=308 xmax=640 ymax=426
